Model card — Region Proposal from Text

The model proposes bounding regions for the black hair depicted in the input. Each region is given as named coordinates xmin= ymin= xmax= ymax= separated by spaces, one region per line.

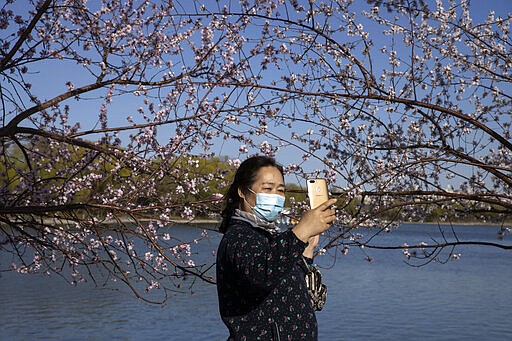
xmin=219 ymin=155 xmax=284 ymax=233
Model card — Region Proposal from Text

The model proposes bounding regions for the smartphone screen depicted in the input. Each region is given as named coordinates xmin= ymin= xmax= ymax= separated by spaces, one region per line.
xmin=307 ymin=178 xmax=329 ymax=209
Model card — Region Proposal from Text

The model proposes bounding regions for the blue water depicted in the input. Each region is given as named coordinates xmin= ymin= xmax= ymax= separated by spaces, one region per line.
xmin=0 ymin=224 xmax=510 ymax=340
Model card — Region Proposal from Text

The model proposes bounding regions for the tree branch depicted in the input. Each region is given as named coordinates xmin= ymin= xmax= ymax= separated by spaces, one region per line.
xmin=0 ymin=0 xmax=53 ymax=72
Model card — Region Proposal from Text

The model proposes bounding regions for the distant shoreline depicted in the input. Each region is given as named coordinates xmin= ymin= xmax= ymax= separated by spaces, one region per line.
xmin=5 ymin=217 xmax=510 ymax=231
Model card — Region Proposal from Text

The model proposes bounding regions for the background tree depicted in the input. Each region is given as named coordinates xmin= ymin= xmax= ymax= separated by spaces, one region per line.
xmin=0 ymin=0 xmax=510 ymax=302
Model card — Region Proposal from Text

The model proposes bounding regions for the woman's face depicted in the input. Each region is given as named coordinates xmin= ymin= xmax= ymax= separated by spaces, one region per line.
xmin=239 ymin=166 xmax=285 ymax=211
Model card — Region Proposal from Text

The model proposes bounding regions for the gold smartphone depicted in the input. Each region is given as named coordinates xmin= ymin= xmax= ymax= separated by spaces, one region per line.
xmin=307 ymin=178 xmax=329 ymax=209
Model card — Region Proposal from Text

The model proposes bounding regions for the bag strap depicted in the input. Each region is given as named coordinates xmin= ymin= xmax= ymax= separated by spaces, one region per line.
xmin=301 ymin=257 xmax=322 ymax=290
xmin=300 ymin=256 xmax=313 ymax=272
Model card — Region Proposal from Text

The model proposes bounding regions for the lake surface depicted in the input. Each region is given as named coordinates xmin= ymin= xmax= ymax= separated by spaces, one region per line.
xmin=1 ymin=224 xmax=511 ymax=340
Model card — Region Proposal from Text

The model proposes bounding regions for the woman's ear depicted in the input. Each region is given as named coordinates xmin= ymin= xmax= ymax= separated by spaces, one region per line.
xmin=237 ymin=187 xmax=246 ymax=201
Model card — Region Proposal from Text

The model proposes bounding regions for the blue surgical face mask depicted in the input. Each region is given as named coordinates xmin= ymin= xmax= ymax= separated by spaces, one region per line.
xmin=247 ymin=188 xmax=285 ymax=222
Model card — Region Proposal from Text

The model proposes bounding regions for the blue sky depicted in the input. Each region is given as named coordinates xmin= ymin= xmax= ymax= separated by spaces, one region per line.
xmin=5 ymin=0 xmax=511 ymax=187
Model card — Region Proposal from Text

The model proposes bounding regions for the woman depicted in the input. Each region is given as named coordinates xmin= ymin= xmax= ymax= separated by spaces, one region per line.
xmin=216 ymin=156 xmax=337 ymax=340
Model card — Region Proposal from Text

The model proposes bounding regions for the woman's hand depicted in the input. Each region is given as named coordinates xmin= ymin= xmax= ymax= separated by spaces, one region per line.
xmin=303 ymin=235 xmax=319 ymax=259
xmin=293 ymin=198 xmax=337 ymax=243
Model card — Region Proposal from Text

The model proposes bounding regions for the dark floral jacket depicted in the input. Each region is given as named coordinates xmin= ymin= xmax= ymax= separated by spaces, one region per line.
xmin=216 ymin=216 xmax=317 ymax=341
